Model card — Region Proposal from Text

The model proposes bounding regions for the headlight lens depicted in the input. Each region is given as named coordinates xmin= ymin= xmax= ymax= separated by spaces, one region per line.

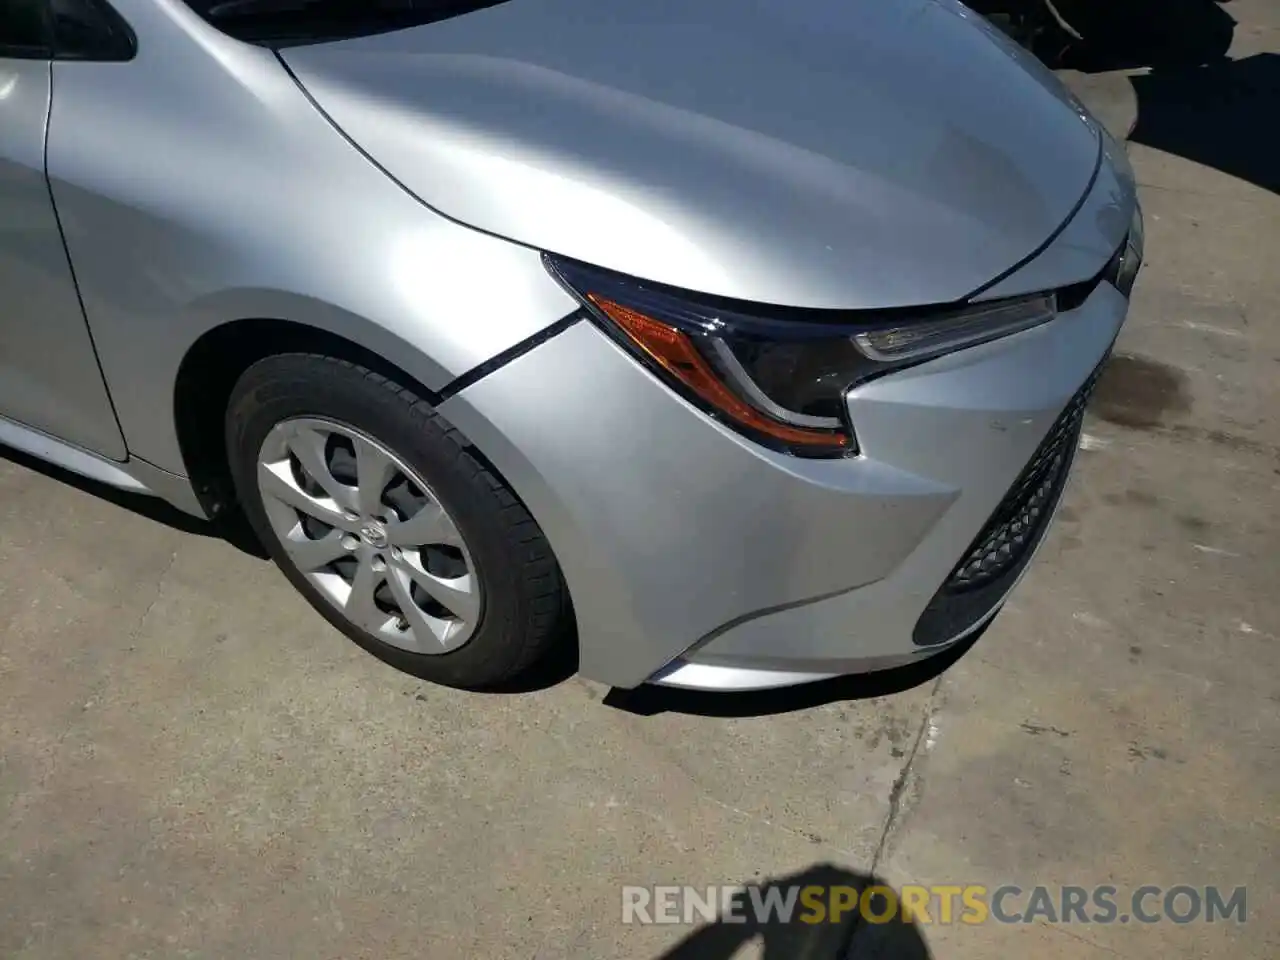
xmin=1129 ymin=203 xmax=1145 ymax=261
xmin=853 ymin=296 xmax=1057 ymax=362
xmin=1106 ymin=205 xmax=1145 ymax=298
xmin=545 ymin=255 xmax=1057 ymax=457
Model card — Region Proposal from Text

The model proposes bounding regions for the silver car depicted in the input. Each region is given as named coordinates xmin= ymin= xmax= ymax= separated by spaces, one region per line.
xmin=1 ymin=0 xmax=1141 ymax=692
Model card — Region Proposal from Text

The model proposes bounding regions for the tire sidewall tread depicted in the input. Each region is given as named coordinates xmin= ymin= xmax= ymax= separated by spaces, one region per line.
xmin=225 ymin=352 xmax=566 ymax=690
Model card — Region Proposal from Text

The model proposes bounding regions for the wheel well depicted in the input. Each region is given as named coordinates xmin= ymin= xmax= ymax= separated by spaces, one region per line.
xmin=173 ymin=318 xmax=441 ymax=518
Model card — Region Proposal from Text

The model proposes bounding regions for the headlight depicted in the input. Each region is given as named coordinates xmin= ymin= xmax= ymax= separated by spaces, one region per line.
xmin=544 ymin=255 xmax=1057 ymax=457
xmin=1106 ymin=205 xmax=1144 ymax=298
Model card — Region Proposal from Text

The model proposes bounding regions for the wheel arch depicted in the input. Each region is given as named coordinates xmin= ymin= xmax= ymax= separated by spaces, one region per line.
xmin=170 ymin=310 xmax=582 ymax=677
xmin=173 ymin=316 xmax=448 ymax=519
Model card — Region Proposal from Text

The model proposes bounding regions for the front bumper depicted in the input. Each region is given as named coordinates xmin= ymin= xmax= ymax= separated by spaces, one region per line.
xmin=438 ymin=273 xmax=1130 ymax=691
xmin=655 ymin=281 xmax=1125 ymax=691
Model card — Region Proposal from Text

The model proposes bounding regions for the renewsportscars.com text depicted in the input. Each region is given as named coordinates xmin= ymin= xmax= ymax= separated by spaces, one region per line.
xmin=621 ymin=884 xmax=1247 ymax=927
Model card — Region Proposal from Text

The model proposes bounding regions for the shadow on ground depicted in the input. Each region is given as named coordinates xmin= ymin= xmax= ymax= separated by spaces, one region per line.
xmin=1129 ymin=52 xmax=1280 ymax=196
xmin=653 ymin=864 xmax=932 ymax=960
xmin=997 ymin=0 xmax=1280 ymax=197
xmin=0 ymin=445 xmax=267 ymax=558
xmin=1067 ymin=0 xmax=1280 ymax=198
xmin=606 ymin=624 xmax=984 ymax=718
xmin=1 ymin=443 xmax=584 ymax=691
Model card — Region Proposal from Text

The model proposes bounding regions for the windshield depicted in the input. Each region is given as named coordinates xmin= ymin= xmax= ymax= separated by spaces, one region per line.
xmin=184 ymin=0 xmax=511 ymax=46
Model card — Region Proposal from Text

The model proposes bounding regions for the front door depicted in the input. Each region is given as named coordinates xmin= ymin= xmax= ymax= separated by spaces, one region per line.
xmin=0 ymin=6 xmax=126 ymax=459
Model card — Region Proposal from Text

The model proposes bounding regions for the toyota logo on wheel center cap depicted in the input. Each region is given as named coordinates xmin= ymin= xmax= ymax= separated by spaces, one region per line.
xmin=359 ymin=520 xmax=389 ymax=549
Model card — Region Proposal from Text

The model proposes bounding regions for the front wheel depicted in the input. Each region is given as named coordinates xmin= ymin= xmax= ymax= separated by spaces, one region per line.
xmin=225 ymin=353 xmax=569 ymax=690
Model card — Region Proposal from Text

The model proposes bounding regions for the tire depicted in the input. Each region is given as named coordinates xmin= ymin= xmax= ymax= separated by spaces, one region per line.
xmin=225 ymin=352 xmax=569 ymax=690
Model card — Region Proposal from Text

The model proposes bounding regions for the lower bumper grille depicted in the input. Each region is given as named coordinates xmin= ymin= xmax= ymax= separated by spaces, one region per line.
xmin=912 ymin=360 xmax=1106 ymax=647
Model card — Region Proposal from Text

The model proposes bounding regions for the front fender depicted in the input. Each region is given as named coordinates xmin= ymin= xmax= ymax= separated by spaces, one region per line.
xmin=45 ymin=5 xmax=574 ymax=476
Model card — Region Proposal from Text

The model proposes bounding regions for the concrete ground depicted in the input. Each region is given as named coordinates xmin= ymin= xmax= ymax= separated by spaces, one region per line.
xmin=3 ymin=4 xmax=1278 ymax=958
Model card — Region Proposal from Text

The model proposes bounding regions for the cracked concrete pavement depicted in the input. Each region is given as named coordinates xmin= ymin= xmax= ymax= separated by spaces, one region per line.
xmin=2 ymin=4 xmax=1278 ymax=958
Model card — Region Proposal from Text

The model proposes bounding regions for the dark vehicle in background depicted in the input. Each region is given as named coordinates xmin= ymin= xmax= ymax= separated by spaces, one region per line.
xmin=971 ymin=0 xmax=1237 ymax=67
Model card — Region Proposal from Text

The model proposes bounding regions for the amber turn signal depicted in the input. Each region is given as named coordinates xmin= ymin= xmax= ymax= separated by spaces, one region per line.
xmin=587 ymin=294 xmax=853 ymax=451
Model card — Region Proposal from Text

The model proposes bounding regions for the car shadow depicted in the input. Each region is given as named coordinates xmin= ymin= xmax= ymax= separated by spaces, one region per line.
xmin=2 ymin=442 xmax=587 ymax=690
xmin=651 ymin=864 xmax=932 ymax=959
xmin=604 ymin=623 xmax=986 ymax=718
xmin=0 ymin=444 xmax=268 ymax=558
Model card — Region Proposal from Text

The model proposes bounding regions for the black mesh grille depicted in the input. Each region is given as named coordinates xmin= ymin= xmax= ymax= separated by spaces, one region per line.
xmin=948 ymin=363 xmax=1102 ymax=592
xmin=913 ymin=359 xmax=1106 ymax=647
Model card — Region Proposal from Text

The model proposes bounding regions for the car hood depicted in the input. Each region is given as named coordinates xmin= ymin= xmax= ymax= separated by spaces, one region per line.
xmin=282 ymin=0 xmax=1101 ymax=309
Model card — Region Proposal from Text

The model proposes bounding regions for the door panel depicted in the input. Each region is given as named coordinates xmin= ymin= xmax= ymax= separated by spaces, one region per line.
xmin=0 ymin=57 xmax=126 ymax=458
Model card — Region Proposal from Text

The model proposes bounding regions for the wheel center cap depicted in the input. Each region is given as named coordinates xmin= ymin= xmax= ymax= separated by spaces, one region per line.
xmin=359 ymin=520 xmax=389 ymax=550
